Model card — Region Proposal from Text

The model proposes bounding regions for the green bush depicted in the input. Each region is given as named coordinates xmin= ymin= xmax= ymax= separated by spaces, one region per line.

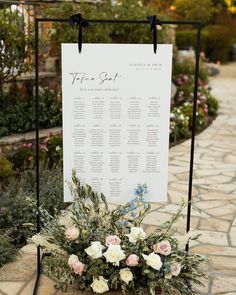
xmin=41 ymin=134 xmax=63 ymax=169
xmin=0 ymin=88 xmax=62 ymax=137
xmin=176 ymin=29 xmax=208 ymax=51
xmin=0 ymin=188 xmax=35 ymax=247
xmin=170 ymin=59 xmax=218 ymax=145
xmin=176 ymin=24 xmax=235 ymax=62
xmin=11 ymin=143 xmax=34 ymax=171
xmin=44 ymin=1 xmax=167 ymax=50
xmin=11 ymin=133 xmax=63 ymax=171
xmin=204 ymin=24 xmax=235 ymax=62
xmin=0 ymin=236 xmax=16 ymax=267
xmin=173 ymin=59 xmax=209 ymax=84
xmin=0 ymin=155 xmax=15 ymax=185
xmin=173 ymin=0 xmax=214 ymax=23
xmin=0 ymin=9 xmax=33 ymax=85
xmin=207 ymin=94 xmax=219 ymax=117
xmin=0 ymin=165 xmax=64 ymax=265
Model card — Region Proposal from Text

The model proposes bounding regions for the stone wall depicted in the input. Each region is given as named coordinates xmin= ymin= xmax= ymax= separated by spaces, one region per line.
xmin=0 ymin=127 xmax=62 ymax=156
xmin=2 ymin=71 xmax=59 ymax=97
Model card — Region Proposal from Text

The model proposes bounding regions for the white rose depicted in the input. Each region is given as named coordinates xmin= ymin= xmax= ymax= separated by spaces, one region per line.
xmin=85 ymin=241 xmax=105 ymax=259
xmin=103 ymin=244 xmax=126 ymax=266
xmin=91 ymin=276 xmax=109 ymax=294
xmin=68 ymin=254 xmax=79 ymax=267
xmin=119 ymin=268 xmax=133 ymax=284
xmin=55 ymin=145 xmax=61 ymax=151
xmin=142 ymin=252 xmax=162 ymax=271
xmin=126 ymin=227 xmax=146 ymax=243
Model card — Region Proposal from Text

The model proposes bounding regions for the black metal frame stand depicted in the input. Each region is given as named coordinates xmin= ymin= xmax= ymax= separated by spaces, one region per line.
xmin=33 ymin=16 xmax=202 ymax=295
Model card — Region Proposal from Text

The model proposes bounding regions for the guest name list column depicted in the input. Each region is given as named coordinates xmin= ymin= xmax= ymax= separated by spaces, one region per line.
xmin=62 ymin=44 xmax=173 ymax=203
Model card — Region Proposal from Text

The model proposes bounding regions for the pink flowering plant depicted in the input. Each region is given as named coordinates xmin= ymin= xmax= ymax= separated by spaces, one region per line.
xmin=32 ymin=172 xmax=207 ymax=295
xmin=170 ymin=61 xmax=218 ymax=145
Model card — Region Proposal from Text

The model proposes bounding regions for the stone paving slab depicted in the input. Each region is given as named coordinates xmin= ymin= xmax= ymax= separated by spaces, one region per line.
xmin=1 ymin=63 xmax=236 ymax=294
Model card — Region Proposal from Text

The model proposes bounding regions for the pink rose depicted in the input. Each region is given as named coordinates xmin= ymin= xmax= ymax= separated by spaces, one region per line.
xmin=28 ymin=156 xmax=33 ymax=161
xmin=203 ymin=106 xmax=208 ymax=114
xmin=105 ymin=235 xmax=121 ymax=246
xmin=72 ymin=260 xmax=85 ymax=276
xmin=126 ymin=254 xmax=139 ymax=267
xmin=153 ymin=240 xmax=171 ymax=256
xmin=171 ymin=262 xmax=181 ymax=276
xmin=39 ymin=144 xmax=48 ymax=152
xmin=65 ymin=226 xmax=79 ymax=241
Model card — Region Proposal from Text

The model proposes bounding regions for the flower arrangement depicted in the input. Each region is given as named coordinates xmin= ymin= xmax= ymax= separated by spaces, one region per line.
xmin=32 ymin=172 xmax=207 ymax=295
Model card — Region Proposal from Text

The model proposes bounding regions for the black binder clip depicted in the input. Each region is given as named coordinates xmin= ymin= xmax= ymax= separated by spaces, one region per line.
xmin=147 ymin=15 xmax=162 ymax=54
xmin=69 ymin=13 xmax=89 ymax=53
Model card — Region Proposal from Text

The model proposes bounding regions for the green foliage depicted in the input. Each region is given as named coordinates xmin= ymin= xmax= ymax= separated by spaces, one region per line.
xmin=44 ymin=2 xmax=111 ymax=48
xmin=176 ymin=29 xmax=208 ymax=52
xmin=176 ymin=23 xmax=236 ymax=63
xmin=0 ymin=88 xmax=62 ymax=137
xmin=41 ymin=134 xmax=63 ymax=169
xmin=0 ymin=236 xmax=16 ymax=267
xmin=0 ymin=9 xmax=33 ymax=84
xmin=43 ymin=0 xmax=167 ymax=49
xmin=212 ymin=0 xmax=228 ymax=9
xmin=0 ymin=155 xmax=15 ymax=185
xmin=0 ymin=165 xmax=64 ymax=265
xmin=170 ymin=60 xmax=218 ymax=144
xmin=173 ymin=59 xmax=209 ymax=84
xmin=173 ymin=0 xmax=214 ymax=23
xmin=207 ymin=94 xmax=219 ymax=117
xmin=0 ymin=185 xmax=35 ymax=247
xmin=11 ymin=133 xmax=63 ymax=171
xmin=109 ymin=0 xmax=166 ymax=44
xmin=11 ymin=143 xmax=34 ymax=171
xmin=204 ymin=24 xmax=235 ymax=62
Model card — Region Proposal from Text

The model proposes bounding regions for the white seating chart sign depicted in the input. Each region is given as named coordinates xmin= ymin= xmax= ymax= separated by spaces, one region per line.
xmin=62 ymin=44 xmax=173 ymax=203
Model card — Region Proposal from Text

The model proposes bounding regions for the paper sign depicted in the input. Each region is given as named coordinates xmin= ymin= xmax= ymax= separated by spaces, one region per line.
xmin=62 ymin=44 xmax=172 ymax=203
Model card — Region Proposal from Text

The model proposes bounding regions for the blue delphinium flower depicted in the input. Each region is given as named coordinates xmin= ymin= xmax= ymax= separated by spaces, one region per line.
xmin=120 ymin=220 xmax=128 ymax=226
xmin=163 ymin=262 xmax=171 ymax=273
xmin=131 ymin=211 xmax=137 ymax=218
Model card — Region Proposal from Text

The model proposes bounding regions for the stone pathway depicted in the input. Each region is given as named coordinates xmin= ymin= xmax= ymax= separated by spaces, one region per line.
xmin=0 ymin=63 xmax=236 ymax=295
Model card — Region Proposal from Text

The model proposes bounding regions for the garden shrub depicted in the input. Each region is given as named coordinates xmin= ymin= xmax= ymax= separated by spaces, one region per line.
xmin=176 ymin=23 xmax=235 ymax=63
xmin=0 ymin=88 xmax=62 ymax=137
xmin=176 ymin=29 xmax=208 ymax=52
xmin=170 ymin=60 xmax=218 ymax=144
xmin=0 ymin=9 xmax=33 ymax=85
xmin=41 ymin=133 xmax=63 ymax=169
xmin=11 ymin=143 xmax=34 ymax=171
xmin=207 ymin=94 xmax=219 ymax=117
xmin=204 ymin=24 xmax=235 ymax=62
xmin=0 ymin=155 xmax=15 ymax=186
xmin=43 ymin=0 xmax=167 ymax=53
xmin=173 ymin=59 xmax=209 ymax=84
xmin=11 ymin=133 xmax=63 ymax=171
xmin=1 ymin=165 xmax=64 ymax=217
xmin=173 ymin=0 xmax=214 ymax=23
xmin=0 ymin=236 xmax=16 ymax=267
xmin=0 ymin=187 xmax=35 ymax=247
xmin=0 ymin=165 xmax=64 ymax=265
